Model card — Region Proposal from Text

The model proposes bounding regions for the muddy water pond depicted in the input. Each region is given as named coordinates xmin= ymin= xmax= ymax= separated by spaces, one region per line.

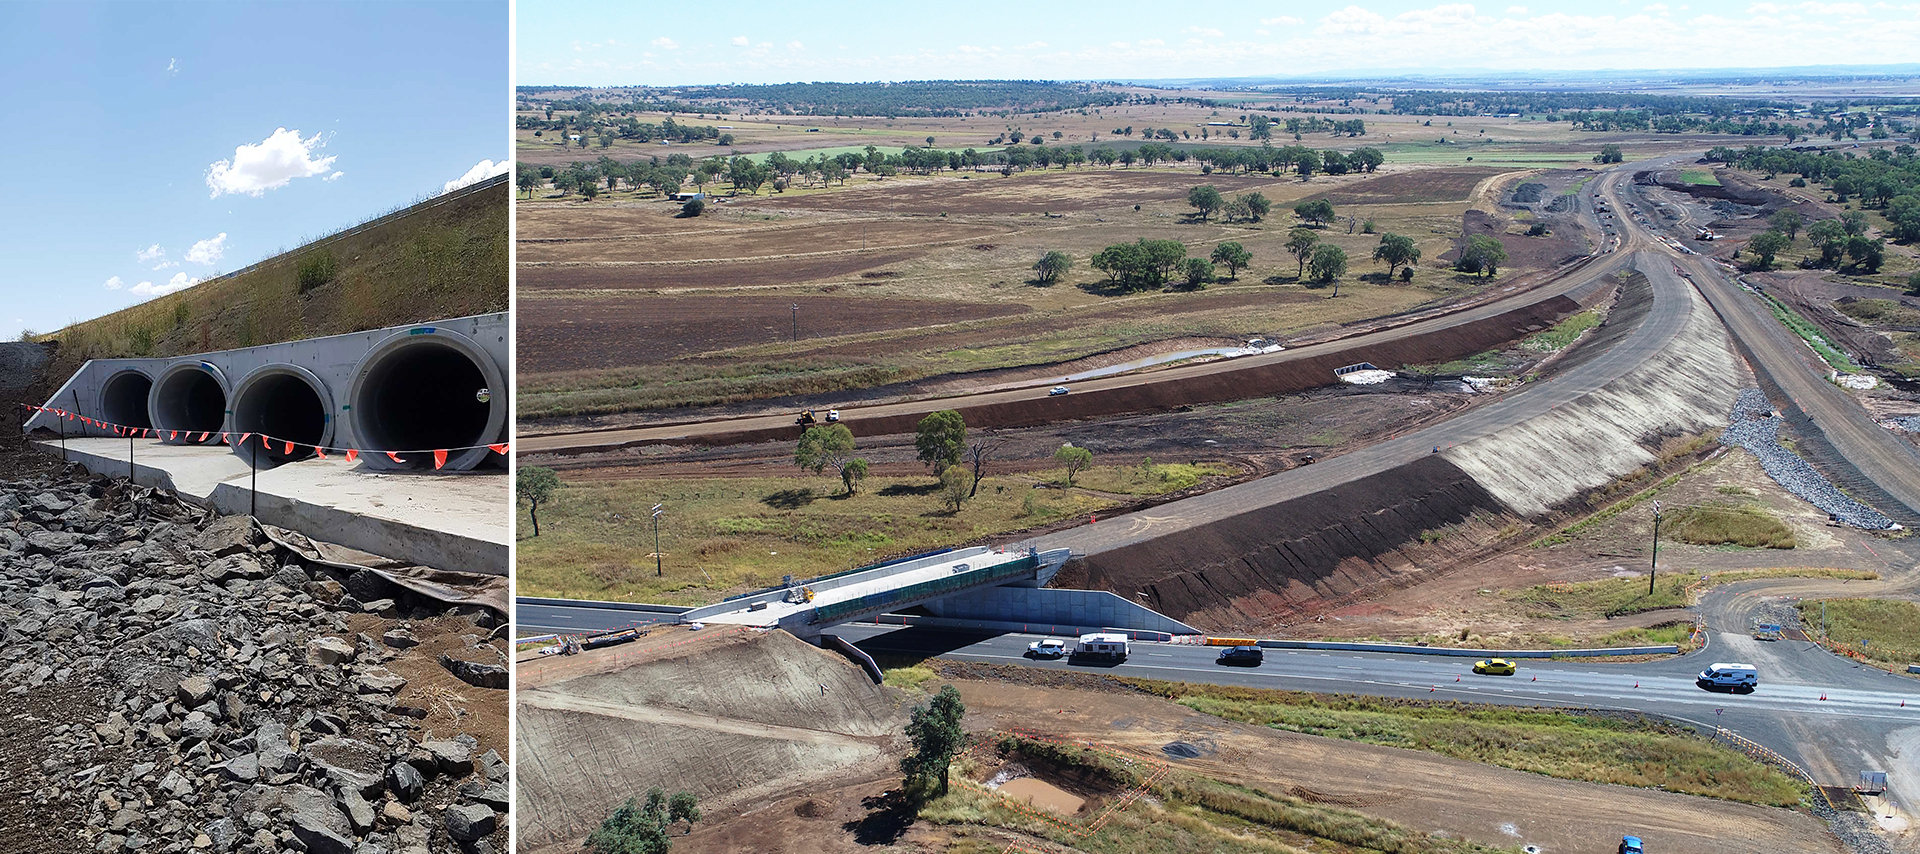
xmin=997 ymin=777 xmax=1086 ymax=815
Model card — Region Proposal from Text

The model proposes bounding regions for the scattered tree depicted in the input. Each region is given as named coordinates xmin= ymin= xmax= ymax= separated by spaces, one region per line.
xmin=1906 ymin=269 xmax=1920 ymax=296
xmin=1210 ymin=242 xmax=1252 ymax=279
xmin=1181 ymin=257 xmax=1214 ymax=289
xmin=841 ymin=457 xmax=870 ymax=495
xmin=794 ymin=424 xmax=861 ymax=493
xmin=1307 ymin=244 xmax=1348 ymax=293
xmin=1186 ymin=184 xmax=1225 ymax=220
xmin=586 ymin=788 xmax=701 ymax=854
xmin=1769 ymin=209 xmax=1803 ymax=242
xmin=1747 ymin=230 xmax=1790 ymax=270
xmin=901 ymin=685 xmax=967 ymax=797
xmin=1285 ymin=228 xmax=1319 ymax=278
xmin=1032 ymin=250 xmax=1072 ymax=285
xmin=1845 ymin=234 xmax=1886 ymax=272
xmin=680 ymin=198 xmax=705 ymax=217
xmin=1594 ymin=144 xmax=1625 ymax=164
xmin=516 ymin=466 xmax=560 ymax=537
xmin=1371 ymin=233 xmax=1420 ymax=279
xmin=914 ymin=410 xmax=967 ymax=472
xmin=1809 ymin=218 xmax=1849 ymax=266
xmin=1055 ymin=445 xmax=1092 ymax=486
xmin=938 ymin=465 xmax=973 ymax=512
xmin=965 ymin=434 xmax=1008 ymax=498
xmin=1457 ymin=235 xmax=1508 ymax=278
xmin=1236 ymin=191 xmax=1272 ymax=222
xmin=1294 ymin=198 xmax=1336 ymax=227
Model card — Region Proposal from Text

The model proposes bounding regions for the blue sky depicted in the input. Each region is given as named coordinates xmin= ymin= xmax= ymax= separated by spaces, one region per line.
xmin=519 ymin=1 xmax=1920 ymax=86
xmin=0 ymin=1 xmax=507 ymax=340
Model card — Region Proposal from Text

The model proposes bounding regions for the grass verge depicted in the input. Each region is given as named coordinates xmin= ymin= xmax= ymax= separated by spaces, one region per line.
xmin=515 ymin=472 xmax=1109 ymax=605
xmin=1512 ymin=568 xmax=1877 ymax=619
xmin=1797 ymin=598 xmax=1920 ymax=669
xmin=1663 ymin=503 xmax=1795 ymax=549
xmin=1123 ymin=682 xmax=1804 ymax=807
xmin=1525 ymin=309 xmax=1601 ymax=352
xmin=1756 ymin=290 xmax=1856 ymax=372
xmin=922 ymin=733 xmax=1504 ymax=854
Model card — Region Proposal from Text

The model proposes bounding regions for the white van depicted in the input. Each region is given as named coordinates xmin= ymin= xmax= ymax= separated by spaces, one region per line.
xmin=1697 ymin=662 xmax=1759 ymax=690
xmin=1074 ymin=632 xmax=1129 ymax=661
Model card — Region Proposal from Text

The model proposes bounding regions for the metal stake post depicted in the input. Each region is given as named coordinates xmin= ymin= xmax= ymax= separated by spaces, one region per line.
xmin=1649 ymin=500 xmax=1661 ymax=596
xmin=790 ymin=303 xmax=798 ymax=343
xmin=249 ymin=440 xmax=258 ymax=517
xmin=128 ymin=434 xmax=134 ymax=482
xmin=651 ymin=503 xmax=664 ymax=577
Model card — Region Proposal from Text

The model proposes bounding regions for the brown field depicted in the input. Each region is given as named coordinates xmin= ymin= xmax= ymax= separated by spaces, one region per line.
xmin=519 ymin=214 xmax=1007 ymax=264
xmin=519 ymin=294 xmax=1030 ymax=372
xmin=1305 ymin=166 xmax=1515 ymax=205
xmin=754 ymin=168 xmax=1298 ymax=216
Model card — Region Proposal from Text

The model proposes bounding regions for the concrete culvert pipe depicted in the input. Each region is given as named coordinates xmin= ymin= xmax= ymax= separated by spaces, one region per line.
xmin=346 ymin=327 xmax=505 ymax=471
xmin=98 ymin=370 xmax=154 ymax=432
xmin=230 ymin=364 xmax=334 ymax=465
xmin=150 ymin=361 xmax=229 ymax=443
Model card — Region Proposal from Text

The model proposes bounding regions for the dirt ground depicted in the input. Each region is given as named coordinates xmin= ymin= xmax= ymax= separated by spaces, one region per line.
xmin=656 ymin=676 xmax=1842 ymax=854
xmin=519 ymin=293 xmax=1030 ymax=371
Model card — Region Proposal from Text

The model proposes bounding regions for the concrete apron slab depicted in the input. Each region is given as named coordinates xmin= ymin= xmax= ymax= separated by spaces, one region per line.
xmin=33 ymin=438 xmax=506 ymax=575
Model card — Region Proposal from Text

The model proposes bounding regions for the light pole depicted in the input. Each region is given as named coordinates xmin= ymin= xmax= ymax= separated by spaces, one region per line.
xmin=1649 ymin=500 xmax=1661 ymax=596
xmin=651 ymin=503 xmax=664 ymax=577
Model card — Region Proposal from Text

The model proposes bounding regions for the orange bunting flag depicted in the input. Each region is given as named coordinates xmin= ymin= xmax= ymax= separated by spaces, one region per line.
xmin=314 ymin=447 xmax=328 ymax=460
xmin=221 ymin=433 xmax=229 ymax=444
xmin=169 ymin=431 xmax=178 ymax=441
xmin=488 ymin=443 xmax=509 ymax=455
xmin=433 ymin=449 xmax=448 ymax=470
xmin=386 ymin=452 xmax=404 ymax=464
xmin=262 ymin=435 xmax=273 ymax=450
xmin=344 ymin=449 xmax=359 ymax=463
xmin=283 ymin=441 xmax=293 ymax=455
xmin=239 ymin=433 xmax=252 ymax=445
xmin=199 ymin=432 xmax=211 ymax=442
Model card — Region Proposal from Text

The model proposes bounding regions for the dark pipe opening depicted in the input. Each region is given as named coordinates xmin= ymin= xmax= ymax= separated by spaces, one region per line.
xmin=358 ymin=343 xmax=490 ymax=466
xmin=234 ymin=373 xmax=326 ymax=463
xmin=101 ymin=373 xmax=153 ymax=429
xmin=154 ymin=369 xmax=226 ymax=437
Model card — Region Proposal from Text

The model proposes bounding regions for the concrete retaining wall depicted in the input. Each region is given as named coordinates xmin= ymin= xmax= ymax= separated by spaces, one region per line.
xmin=922 ymin=586 xmax=1198 ymax=635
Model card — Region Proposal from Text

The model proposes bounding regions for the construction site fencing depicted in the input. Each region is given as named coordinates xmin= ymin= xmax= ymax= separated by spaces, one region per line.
xmin=808 ymin=553 xmax=1037 ymax=625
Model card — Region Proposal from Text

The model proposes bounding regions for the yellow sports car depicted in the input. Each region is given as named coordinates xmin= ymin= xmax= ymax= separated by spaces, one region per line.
xmin=1473 ymin=658 xmax=1517 ymax=676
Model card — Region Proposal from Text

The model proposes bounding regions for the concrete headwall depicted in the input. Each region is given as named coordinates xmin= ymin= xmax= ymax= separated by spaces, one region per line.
xmin=25 ymin=313 xmax=507 ymax=471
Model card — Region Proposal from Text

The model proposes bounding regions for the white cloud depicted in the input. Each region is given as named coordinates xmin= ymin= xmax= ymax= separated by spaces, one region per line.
xmin=651 ymin=37 xmax=678 ymax=49
xmin=1645 ymin=3 xmax=1670 ymax=12
xmin=166 ymin=57 xmax=178 ymax=74
xmin=787 ymin=40 xmax=804 ymax=50
xmin=1016 ymin=41 xmax=1048 ymax=49
xmin=1141 ymin=38 xmax=1167 ymax=47
xmin=1187 ymin=26 xmax=1226 ymax=36
xmin=130 ymin=274 xmax=200 ymax=298
xmin=136 ymin=244 xmax=167 ymax=266
xmin=1261 ymin=15 xmax=1303 ymax=25
xmin=185 ymin=233 xmax=227 ymax=266
xmin=444 ymin=159 xmax=511 ymax=194
xmin=1319 ymin=6 xmax=1389 ymax=34
xmin=1506 ymin=5 xmax=1530 ymax=12
xmin=104 ymin=276 xmax=124 ymax=291
xmin=1255 ymin=28 xmax=1272 ymax=35
xmin=205 ymin=128 xmax=338 ymax=198
xmin=324 ymin=171 xmax=344 ymax=182
xmin=731 ymin=35 xmax=749 ymax=46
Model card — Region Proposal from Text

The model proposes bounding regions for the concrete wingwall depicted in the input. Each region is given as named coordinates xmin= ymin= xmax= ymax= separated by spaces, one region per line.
xmin=922 ymin=586 xmax=1199 ymax=635
xmin=1446 ymin=276 xmax=1743 ymax=515
xmin=24 ymin=313 xmax=507 ymax=471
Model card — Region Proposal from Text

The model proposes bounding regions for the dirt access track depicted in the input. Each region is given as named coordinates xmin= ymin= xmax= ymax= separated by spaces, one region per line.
xmin=953 ymin=679 xmax=1841 ymax=854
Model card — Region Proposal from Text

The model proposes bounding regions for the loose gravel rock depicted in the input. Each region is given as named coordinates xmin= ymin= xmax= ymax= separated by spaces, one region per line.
xmin=1719 ymin=388 xmax=1895 ymax=529
xmin=0 ymin=467 xmax=509 ymax=853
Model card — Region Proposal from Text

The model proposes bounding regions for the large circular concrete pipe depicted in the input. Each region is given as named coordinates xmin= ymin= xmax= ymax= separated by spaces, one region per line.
xmin=345 ymin=326 xmax=505 ymax=471
xmin=98 ymin=369 xmax=154 ymax=433
xmin=149 ymin=361 xmax=229 ymax=443
xmin=229 ymin=364 xmax=334 ymax=465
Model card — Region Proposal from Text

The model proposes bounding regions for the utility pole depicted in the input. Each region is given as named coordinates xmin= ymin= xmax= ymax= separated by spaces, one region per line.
xmin=651 ymin=503 xmax=664 ymax=577
xmin=1649 ymin=500 xmax=1661 ymax=596
xmin=790 ymin=303 xmax=798 ymax=342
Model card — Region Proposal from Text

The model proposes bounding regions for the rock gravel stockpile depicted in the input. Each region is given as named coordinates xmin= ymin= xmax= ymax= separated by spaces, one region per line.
xmin=1882 ymin=416 xmax=1920 ymax=433
xmin=0 ymin=464 xmax=509 ymax=854
xmin=1720 ymin=388 xmax=1895 ymax=530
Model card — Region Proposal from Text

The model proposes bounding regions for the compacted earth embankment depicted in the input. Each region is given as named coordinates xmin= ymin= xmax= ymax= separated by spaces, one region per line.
xmin=0 ymin=460 xmax=509 ymax=854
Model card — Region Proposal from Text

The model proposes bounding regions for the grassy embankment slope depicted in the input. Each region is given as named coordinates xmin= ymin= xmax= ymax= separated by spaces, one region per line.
xmin=42 ymin=180 xmax=508 ymax=379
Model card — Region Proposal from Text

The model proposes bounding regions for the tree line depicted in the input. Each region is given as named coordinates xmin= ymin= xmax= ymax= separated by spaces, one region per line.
xmin=1710 ymin=143 xmax=1920 ymax=244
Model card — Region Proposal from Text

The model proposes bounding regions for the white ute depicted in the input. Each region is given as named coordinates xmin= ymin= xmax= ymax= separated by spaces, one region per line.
xmin=1027 ymin=638 xmax=1067 ymax=658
